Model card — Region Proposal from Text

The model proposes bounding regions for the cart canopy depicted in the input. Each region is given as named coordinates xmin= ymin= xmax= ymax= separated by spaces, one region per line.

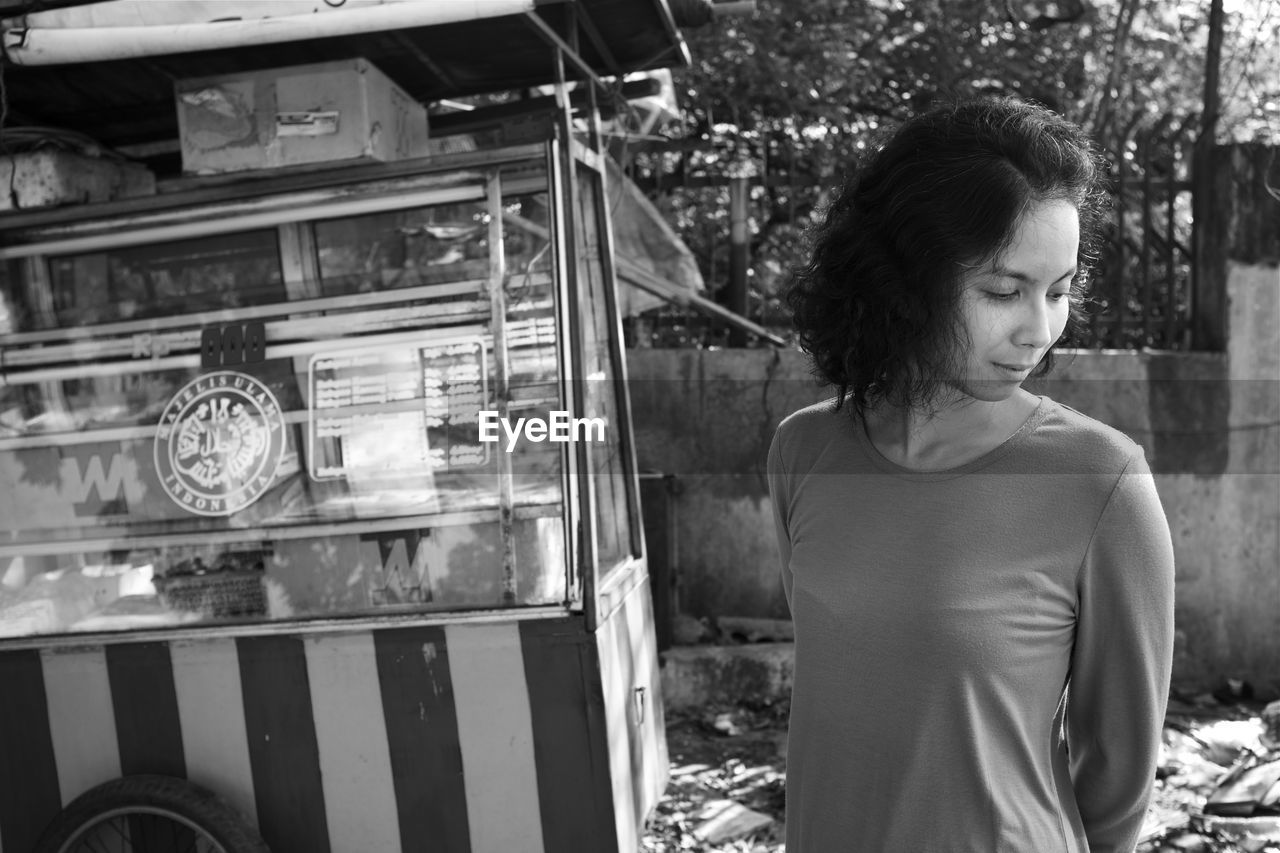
xmin=0 ymin=0 xmax=697 ymax=153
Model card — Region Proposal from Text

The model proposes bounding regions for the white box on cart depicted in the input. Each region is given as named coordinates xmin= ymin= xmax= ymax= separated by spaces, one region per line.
xmin=175 ymin=58 xmax=429 ymax=175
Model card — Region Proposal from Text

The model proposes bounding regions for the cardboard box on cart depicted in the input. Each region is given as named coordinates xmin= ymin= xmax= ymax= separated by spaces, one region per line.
xmin=176 ymin=58 xmax=428 ymax=174
xmin=0 ymin=150 xmax=155 ymax=210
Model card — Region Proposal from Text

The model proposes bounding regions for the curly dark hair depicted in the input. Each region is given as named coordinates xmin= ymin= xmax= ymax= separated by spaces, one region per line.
xmin=787 ymin=97 xmax=1110 ymax=419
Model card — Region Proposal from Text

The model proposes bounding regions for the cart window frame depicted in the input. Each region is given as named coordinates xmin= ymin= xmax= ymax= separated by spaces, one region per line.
xmin=572 ymin=158 xmax=643 ymax=574
xmin=550 ymin=140 xmax=649 ymax=635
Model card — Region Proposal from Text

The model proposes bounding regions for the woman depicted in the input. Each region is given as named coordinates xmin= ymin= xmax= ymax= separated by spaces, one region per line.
xmin=768 ymin=98 xmax=1175 ymax=852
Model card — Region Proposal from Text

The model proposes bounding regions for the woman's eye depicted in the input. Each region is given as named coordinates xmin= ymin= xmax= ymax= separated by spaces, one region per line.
xmin=985 ymin=291 xmax=1017 ymax=301
xmin=1048 ymin=291 xmax=1070 ymax=302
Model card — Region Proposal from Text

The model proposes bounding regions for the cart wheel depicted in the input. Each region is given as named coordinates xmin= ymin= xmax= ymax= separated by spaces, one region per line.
xmin=35 ymin=774 xmax=270 ymax=853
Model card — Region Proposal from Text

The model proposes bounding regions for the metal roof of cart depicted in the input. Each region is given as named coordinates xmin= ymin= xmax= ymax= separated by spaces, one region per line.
xmin=0 ymin=0 xmax=702 ymax=153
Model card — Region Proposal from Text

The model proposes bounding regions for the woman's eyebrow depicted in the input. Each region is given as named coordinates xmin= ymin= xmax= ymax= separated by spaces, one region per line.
xmin=992 ymin=265 xmax=1078 ymax=284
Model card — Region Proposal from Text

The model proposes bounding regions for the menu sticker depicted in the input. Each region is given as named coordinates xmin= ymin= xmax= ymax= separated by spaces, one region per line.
xmin=307 ymin=337 xmax=489 ymax=481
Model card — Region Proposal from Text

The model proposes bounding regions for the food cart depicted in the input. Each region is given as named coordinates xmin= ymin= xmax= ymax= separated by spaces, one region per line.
xmin=0 ymin=2 xmax=699 ymax=850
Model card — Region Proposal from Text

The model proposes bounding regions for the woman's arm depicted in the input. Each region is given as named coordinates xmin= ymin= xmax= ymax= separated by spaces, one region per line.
xmin=1067 ymin=447 xmax=1175 ymax=853
xmin=766 ymin=429 xmax=795 ymax=609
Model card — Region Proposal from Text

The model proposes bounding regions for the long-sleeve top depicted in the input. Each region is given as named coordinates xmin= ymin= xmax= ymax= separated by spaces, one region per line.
xmin=767 ymin=395 xmax=1175 ymax=853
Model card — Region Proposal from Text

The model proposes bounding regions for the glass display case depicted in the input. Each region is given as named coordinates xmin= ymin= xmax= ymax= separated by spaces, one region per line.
xmin=0 ymin=151 xmax=598 ymax=636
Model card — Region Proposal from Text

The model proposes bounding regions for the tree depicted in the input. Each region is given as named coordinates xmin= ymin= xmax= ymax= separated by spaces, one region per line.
xmin=628 ymin=0 xmax=1279 ymax=343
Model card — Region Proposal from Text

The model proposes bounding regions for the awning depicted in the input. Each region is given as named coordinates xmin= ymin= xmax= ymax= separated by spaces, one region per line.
xmin=606 ymin=155 xmax=704 ymax=317
xmin=616 ymin=257 xmax=787 ymax=347
xmin=605 ymin=156 xmax=784 ymax=346
xmin=0 ymin=0 xmax=697 ymax=155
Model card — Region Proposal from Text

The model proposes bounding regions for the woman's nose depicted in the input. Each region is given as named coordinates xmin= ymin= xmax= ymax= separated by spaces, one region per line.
xmin=1015 ymin=299 xmax=1053 ymax=349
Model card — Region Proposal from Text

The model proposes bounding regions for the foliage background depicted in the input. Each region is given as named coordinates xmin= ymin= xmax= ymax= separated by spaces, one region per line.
xmin=623 ymin=0 xmax=1280 ymax=338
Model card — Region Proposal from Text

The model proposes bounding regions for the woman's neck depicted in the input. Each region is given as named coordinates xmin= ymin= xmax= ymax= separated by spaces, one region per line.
xmin=861 ymin=388 xmax=1039 ymax=471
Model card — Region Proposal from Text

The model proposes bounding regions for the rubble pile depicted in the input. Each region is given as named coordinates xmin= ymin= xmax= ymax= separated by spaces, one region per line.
xmin=1142 ymin=697 xmax=1280 ymax=853
xmin=643 ymin=703 xmax=788 ymax=852
xmin=644 ymin=693 xmax=1280 ymax=853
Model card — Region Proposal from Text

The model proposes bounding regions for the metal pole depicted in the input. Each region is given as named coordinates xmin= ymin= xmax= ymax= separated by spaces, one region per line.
xmin=1192 ymin=0 xmax=1225 ymax=350
xmin=726 ymin=175 xmax=750 ymax=347
xmin=486 ymin=170 xmax=519 ymax=605
xmin=1140 ymin=130 xmax=1154 ymax=346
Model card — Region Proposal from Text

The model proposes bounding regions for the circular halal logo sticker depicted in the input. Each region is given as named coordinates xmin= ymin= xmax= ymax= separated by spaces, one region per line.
xmin=154 ymin=371 xmax=286 ymax=517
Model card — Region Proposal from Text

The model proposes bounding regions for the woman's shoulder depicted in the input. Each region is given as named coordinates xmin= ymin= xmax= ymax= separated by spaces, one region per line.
xmin=775 ymin=396 xmax=846 ymax=442
xmin=1032 ymin=396 xmax=1148 ymax=474
xmin=770 ymin=396 xmax=851 ymax=463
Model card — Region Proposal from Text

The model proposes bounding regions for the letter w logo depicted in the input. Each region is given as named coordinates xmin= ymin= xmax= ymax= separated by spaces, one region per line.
xmin=61 ymin=443 xmax=141 ymax=517
xmin=362 ymin=530 xmax=433 ymax=605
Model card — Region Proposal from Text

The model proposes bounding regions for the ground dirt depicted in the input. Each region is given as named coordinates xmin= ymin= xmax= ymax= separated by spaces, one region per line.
xmin=641 ymin=693 xmax=1280 ymax=853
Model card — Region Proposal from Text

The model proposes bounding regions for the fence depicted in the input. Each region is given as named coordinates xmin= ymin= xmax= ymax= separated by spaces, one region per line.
xmin=632 ymin=114 xmax=1208 ymax=353
xmin=1084 ymin=113 xmax=1199 ymax=350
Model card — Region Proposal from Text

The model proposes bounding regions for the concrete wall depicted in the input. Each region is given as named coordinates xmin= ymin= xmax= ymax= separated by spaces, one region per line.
xmin=627 ymin=260 xmax=1280 ymax=693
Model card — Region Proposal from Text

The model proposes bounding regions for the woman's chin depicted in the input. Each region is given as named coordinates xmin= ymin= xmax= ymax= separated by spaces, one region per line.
xmin=941 ymin=378 xmax=1024 ymax=405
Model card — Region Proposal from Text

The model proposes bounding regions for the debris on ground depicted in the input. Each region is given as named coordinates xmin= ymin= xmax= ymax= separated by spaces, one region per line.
xmin=1141 ymin=694 xmax=1280 ymax=853
xmin=645 ymin=691 xmax=1280 ymax=853
xmin=712 ymin=712 xmax=745 ymax=737
xmin=643 ymin=701 xmax=787 ymax=853
xmin=692 ymin=800 xmax=775 ymax=845
xmin=673 ymin=613 xmax=715 ymax=645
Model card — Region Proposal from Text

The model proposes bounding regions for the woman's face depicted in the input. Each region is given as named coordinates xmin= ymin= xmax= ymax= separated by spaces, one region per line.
xmin=950 ymin=198 xmax=1080 ymax=403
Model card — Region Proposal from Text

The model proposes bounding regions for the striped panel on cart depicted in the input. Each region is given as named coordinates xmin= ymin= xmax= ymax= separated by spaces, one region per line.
xmin=0 ymin=648 xmax=62 ymax=853
xmin=0 ymin=619 xmax=605 ymax=853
